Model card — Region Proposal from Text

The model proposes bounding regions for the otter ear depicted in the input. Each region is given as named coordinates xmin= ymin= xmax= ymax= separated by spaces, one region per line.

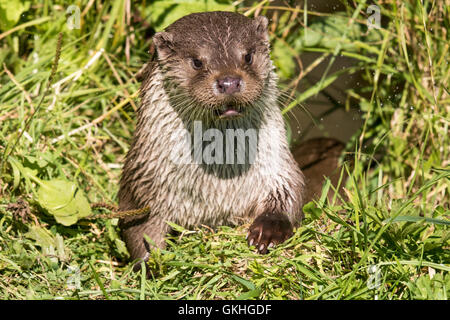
xmin=253 ymin=16 xmax=269 ymax=41
xmin=153 ymin=32 xmax=175 ymax=59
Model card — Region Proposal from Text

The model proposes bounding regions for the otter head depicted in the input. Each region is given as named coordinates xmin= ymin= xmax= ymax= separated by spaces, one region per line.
xmin=152 ymin=11 xmax=273 ymax=120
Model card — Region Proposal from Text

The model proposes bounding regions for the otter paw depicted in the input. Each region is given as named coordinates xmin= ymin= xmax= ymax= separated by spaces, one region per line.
xmin=247 ymin=212 xmax=293 ymax=254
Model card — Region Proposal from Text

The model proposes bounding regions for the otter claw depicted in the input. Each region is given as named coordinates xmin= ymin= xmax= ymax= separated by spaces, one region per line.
xmin=247 ymin=212 xmax=293 ymax=254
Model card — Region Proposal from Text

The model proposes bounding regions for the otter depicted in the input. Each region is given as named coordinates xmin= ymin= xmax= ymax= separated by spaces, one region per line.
xmin=118 ymin=11 xmax=305 ymax=266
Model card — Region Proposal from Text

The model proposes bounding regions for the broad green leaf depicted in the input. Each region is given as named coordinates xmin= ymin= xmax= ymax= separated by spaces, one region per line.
xmin=0 ymin=0 xmax=30 ymax=31
xmin=236 ymin=288 xmax=262 ymax=300
xmin=147 ymin=0 xmax=234 ymax=32
xmin=294 ymin=14 xmax=382 ymax=52
xmin=24 ymin=155 xmax=48 ymax=169
xmin=25 ymin=225 xmax=55 ymax=249
xmin=303 ymin=201 xmax=322 ymax=220
xmin=272 ymin=39 xmax=296 ymax=79
xmin=37 ymin=179 xmax=92 ymax=226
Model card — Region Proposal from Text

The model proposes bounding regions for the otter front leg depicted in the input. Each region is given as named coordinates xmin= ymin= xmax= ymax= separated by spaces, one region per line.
xmin=119 ymin=216 xmax=171 ymax=270
xmin=247 ymin=211 xmax=294 ymax=254
xmin=246 ymin=185 xmax=303 ymax=254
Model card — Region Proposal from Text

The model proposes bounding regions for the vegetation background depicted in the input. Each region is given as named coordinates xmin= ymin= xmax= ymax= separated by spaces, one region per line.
xmin=0 ymin=0 xmax=448 ymax=299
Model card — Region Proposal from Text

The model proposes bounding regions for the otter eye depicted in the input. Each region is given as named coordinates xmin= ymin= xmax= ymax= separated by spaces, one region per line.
xmin=244 ymin=52 xmax=253 ymax=65
xmin=192 ymin=58 xmax=203 ymax=70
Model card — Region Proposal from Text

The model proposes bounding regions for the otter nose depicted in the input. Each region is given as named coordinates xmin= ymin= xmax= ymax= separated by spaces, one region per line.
xmin=216 ymin=77 xmax=242 ymax=94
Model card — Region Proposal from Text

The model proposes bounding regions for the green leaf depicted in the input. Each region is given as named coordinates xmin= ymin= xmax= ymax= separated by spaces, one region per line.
xmin=55 ymin=233 xmax=69 ymax=262
xmin=106 ymin=220 xmax=130 ymax=259
xmin=282 ymin=67 xmax=354 ymax=115
xmin=0 ymin=253 xmax=22 ymax=272
xmin=236 ymin=288 xmax=262 ymax=300
xmin=24 ymin=155 xmax=48 ymax=169
xmin=303 ymin=201 xmax=322 ymax=220
xmin=147 ymin=0 xmax=234 ymax=32
xmin=229 ymin=273 xmax=256 ymax=291
xmin=37 ymin=179 xmax=92 ymax=226
xmin=407 ymin=273 xmax=450 ymax=300
xmin=88 ymin=260 xmax=110 ymax=300
xmin=227 ymin=272 xmax=262 ymax=300
xmin=272 ymin=39 xmax=296 ymax=79
xmin=25 ymin=225 xmax=55 ymax=250
xmin=302 ymin=28 xmax=322 ymax=47
xmin=165 ymin=221 xmax=187 ymax=233
xmin=0 ymin=0 xmax=30 ymax=31
xmin=8 ymin=158 xmax=21 ymax=190
xmin=384 ymin=215 xmax=450 ymax=226
xmin=294 ymin=14 xmax=382 ymax=52
xmin=228 ymin=273 xmax=262 ymax=299
xmin=114 ymin=238 xmax=130 ymax=259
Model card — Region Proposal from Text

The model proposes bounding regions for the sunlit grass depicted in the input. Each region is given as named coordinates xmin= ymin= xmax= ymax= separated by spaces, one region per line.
xmin=0 ymin=0 xmax=448 ymax=299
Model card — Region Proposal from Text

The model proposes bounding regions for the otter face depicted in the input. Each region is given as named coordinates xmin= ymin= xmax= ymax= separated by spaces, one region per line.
xmin=152 ymin=11 xmax=273 ymax=119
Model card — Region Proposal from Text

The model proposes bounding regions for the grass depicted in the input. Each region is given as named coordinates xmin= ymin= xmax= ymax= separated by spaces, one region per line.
xmin=0 ymin=0 xmax=448 ymax=300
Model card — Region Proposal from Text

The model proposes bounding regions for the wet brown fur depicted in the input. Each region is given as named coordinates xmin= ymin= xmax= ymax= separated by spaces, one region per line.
xmin=119 ymin=12 xmax=305 ymax=263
